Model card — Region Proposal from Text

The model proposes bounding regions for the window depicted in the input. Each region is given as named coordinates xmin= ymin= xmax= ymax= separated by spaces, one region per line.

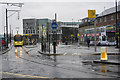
xmin=102 ymin=35 xmax=106 ymax=41
xmin=23 ymin=30 xmax=25 ymax=34
xmin=104 ymin=17 xmax=107 ymax=22
xmin=111 ymin=15 xmax=113 ymax=20
xmin=26 ymin=30 xmax=27 ymax=34
xmin=96 ymin=19 xmax=97 ymax=23
xmin=85 ymin=19 xmax=87 ymax=22
xmin=14 ymin=36 xmax=22 ymax=41
xmin=88 ymin=19 xmax=90 ymax=22
xmin=100 ymin=18 xmax=102 ymax=23
xmin=117 ymin=14 xmax=119 ymax=19
xmin=101 ymin=28 xmax=104 ymax=32
xmin=29 ymin=30 xmax=30 ymax=33
xmin=33 ymin=30 xmax=35 ymax=33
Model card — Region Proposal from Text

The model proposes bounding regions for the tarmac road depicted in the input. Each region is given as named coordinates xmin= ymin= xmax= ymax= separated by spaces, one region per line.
xmin=1 ymin=44 xmax=120 ymax=78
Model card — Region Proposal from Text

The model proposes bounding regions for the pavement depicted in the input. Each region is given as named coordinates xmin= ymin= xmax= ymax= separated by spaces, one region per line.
xmin=0 ymin=44 xmax=13 ymax=55
xmin=37 ymin=43 xmax=120 ymax=65
xmin=1 ymin=43 xmax=120 ymax=78
xmin=38 ymin=43 xmax=120 ymax=54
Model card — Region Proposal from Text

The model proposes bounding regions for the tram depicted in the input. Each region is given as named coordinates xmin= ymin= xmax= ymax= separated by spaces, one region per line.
xmin=13 ymin=34 xmax=23 ymax=47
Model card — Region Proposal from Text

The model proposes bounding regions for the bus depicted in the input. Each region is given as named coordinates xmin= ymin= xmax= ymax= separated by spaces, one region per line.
xmin=13 ymin=34 xmax=23 ymax=47
xmin=84 ymin=25 xmax=116 ymax=46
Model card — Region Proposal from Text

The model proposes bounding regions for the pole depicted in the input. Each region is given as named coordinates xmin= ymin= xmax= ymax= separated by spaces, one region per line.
xmin=78 ymin=20 xmax=80 ymax=47
xmin=116 ymin=0 xmax=118 ymax=48
xmin=48 ymin=23 xmax=50 ymax=54
xmin=4 ymin=26 xmax=5 ymax=39
xmin=6 ymin=8 xmax=8 ymax=48
xmin=41 ymin=25 xmax=44 ymax=52
xmin=12 ymin=30 xmax=13 ymax=37
xmin=53 ymin=13 xmax=57 ymax=54
xmin=10 ymin=25 xmax=11 ymax=45
xmin=94 ymin=18 xmax=97 ymax=52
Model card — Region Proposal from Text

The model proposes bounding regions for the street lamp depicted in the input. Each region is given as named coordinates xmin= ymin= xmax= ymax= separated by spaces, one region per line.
xmin=115 ymin=0 xmax=119 ymax=48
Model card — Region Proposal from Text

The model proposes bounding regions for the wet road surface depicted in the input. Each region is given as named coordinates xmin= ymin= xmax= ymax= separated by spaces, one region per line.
xmin=1 ymin=45 xmax=120 ymax=78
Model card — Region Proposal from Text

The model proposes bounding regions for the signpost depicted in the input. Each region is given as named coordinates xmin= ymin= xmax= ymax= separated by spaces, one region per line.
xmin=88 ymin=10 xmax=97 ymax=52
xmin=51 ymin=22 xmax=58 ymax=29
xmin=118 ymin=23 xmax=120 ymax=48
xmin=51 ymin=21 xmax=58 ymax=54
xmin=88 ymin=10 xmax=96 ymax=18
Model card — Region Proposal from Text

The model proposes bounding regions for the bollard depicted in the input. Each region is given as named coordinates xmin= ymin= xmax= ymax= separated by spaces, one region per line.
xmin=101 ymin=47 xmax=107 ymax=61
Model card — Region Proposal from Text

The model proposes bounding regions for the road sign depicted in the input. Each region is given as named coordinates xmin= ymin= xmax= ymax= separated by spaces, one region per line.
xmin=51 ymin=22 xmax=58 ymax=29
xmin=88 ymin=10 xmax=96 ymax=18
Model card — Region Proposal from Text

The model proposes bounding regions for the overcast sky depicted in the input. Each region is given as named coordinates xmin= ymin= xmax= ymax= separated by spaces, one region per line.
xmin=0 ymin=0 xmax=120 ymax=34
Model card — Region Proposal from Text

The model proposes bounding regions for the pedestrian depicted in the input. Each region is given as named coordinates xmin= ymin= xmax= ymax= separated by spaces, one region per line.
xmin=57 ymin=40 xmax=59 ymax=44
xmin=87 ymin=38 xmax=90 ymax=48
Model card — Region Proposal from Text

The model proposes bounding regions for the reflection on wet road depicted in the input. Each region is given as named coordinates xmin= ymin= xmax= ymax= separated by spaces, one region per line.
xmin=1 ymin=46 xmax=120 ymax=78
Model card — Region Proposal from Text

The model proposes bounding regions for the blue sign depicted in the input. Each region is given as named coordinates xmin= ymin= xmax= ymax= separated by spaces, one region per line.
xmin=117 ymin=23 xmax=120 ymax=27
xmin=51 ymin=22 xmax=57 ymax=29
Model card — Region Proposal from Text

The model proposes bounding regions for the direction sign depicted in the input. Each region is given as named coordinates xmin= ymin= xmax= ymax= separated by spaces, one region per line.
xmin=51 ymin=22 xmax=58 ymax=29
xmin=88 ymin=10 xmax=96 ymax=18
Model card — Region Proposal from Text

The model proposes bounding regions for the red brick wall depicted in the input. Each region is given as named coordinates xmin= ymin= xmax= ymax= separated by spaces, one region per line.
xmin=96 ymin=12 xmax=120 ymax=27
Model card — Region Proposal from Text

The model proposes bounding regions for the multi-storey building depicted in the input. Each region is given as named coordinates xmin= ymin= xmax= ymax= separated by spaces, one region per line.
xmin=23 ymin=18 xmax=62 ymax=43
xmin=79 ymin=17 xmax=95 ymax=44
xmin=79 ymin=4 xmax=120 ymax=45
xmin=96 ymin=5 xmax=120 ymax=43
xmin=60 ymin=22 xmax=80 ymax=43
xmin=23 ymin=18 xmax=37 ymax=35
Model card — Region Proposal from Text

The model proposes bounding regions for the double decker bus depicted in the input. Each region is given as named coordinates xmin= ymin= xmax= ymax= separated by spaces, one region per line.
xmin=84 ymin=26 xmax=116 ymax=46
xmin=13 ymin=34 xmax=23 ymax=47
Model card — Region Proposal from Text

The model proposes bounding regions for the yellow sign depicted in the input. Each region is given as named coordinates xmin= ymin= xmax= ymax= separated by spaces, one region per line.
xmin=77 ymin=33 xmax=79 ymax=37
xmin=88 ymin=10 xmax=96 ymax=18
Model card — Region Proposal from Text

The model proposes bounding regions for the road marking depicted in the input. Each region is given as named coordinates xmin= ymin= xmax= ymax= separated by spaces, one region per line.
xmin=2 ymin=72 xmax=48 ymax=78
xmin=64 ymin=53 xmax=67 ymax=55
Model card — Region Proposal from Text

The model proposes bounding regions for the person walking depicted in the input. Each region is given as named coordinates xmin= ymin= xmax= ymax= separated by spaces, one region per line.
xmin=87 ymin=38 xmax=90 ymax=48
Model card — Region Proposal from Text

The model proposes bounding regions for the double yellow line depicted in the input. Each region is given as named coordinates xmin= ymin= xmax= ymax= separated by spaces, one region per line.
xmin=1 ymin=72 xmax=48 ymax=78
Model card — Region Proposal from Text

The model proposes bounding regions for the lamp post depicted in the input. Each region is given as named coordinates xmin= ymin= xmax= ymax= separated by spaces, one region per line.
xmin=6 ymin=8 xmax=8 ymax=48
xmin=115 ymin=0 xmax=118 ymax=48
xmin=4 ymin=26 xmax=5 ymax=39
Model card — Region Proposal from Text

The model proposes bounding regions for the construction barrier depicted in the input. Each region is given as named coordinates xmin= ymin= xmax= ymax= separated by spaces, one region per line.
xmin=101 ymin=47 xmax=107 ymax=61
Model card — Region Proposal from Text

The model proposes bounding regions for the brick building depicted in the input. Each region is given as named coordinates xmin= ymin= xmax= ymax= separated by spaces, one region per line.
xmin=96 ymin=5 xmax=120 ymax=28
xmin=79 ymin=4 xmax=120 ymax=45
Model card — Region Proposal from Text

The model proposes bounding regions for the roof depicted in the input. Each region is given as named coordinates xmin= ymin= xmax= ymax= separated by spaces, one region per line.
xmin=98 ymin=4 xmax=120 ymax=17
